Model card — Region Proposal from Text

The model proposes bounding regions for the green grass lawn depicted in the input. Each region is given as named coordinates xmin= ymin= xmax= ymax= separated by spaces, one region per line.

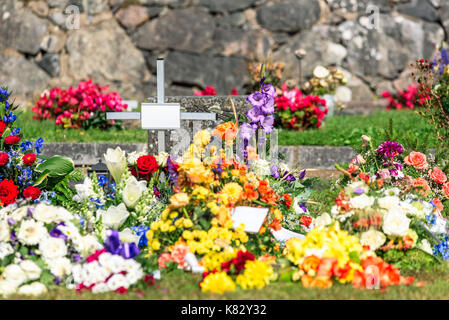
xmin=5 ymin=264 xmax=449 ymax=300
xmin=17 ymin=109 xmax=436 ymax=149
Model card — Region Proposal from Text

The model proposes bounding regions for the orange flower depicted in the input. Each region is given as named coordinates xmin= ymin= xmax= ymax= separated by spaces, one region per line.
xmin=301 ymin=274 xmax=315 ymax=288
xmin=313 ymin=277 xmax=333 ymax=289
xmin=301 ymin=255 xmax=321 ymax=273
xmin=443 ymin=182 xmax=449 ymax=198
xmin=158 ymin=253 xmax=172 ymax=269
xmin=433 ymin=198 xmax=444 ymax=212
xmin=213 ymin=121 xmax=237 ymax=145
xmin=348 ymin=163 xmax=359 ymax=174
xmin=246 ymin=146 xmax=259 ymax=161
xmin=316 ymin=257 xmax=337 ymax=280
xmin=242 ymin=183 xmax=259 ymax=201
xmin=413 ymin=178 xmax=431 ymax=196
xmin=404 ymin=151 xmax=428 ymax=170
xmin=258 ymin=254 xmax=277 ymax=265
xmin=429 ymin=167 xmax=447 ymax=184
xmin=171 ymin=244 xmax=190 ymax=268
xmin=268 ymin=218 xmax=282 ymax=231
xmin=283 ymin=193 xmax=293 ymax=209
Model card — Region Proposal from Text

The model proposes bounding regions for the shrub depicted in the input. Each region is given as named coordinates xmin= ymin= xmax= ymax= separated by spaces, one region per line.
xmin=32 ymin=79 xmax=127 ymax=130
xmin=275 ymin=85 xmax=328 ymax=130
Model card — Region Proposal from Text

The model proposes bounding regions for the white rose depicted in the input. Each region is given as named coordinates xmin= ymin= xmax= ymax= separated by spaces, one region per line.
xmin=2 ymin=264 xmax=27 ymax=286
xmin=47 ymin=257 xmax=72 ymax=278
xmin=0 ymin=242 xmax=14 ymax=259
xmin=98 ymin=252 xmax=114 ymax=267
xmin=334 ymin=86 xmax=352 ymax=103
xmin=119 ymin=228 xmax=140 ymax=245
xmin=104 ymin=147 xmax=127 ymax=184
xmin=312 ymin=213 xmax=333 ymax=228
xmin=156 ymin=152 xmax=169 ymax=167
xmin=17 ymin=220 xmax=47 ymax=245
xmin=313 ymin=65 xmax=330 ymax=78
xmin=0 ymin=220 xmax=10 ymax=242
xmin=19 ymin=260 xmax=42 ymax=281
xmin=127 ymin=151 xmax=146 ymax=166
xmin=98 ymin=203 xmax=129 ymax=229
xmin=377 ymin=196 xmax=401 ymax=211
xmin=0 ymin=280 xmax=17 ymax=297
xmin=360 ymin=229 xmax=386 ymax=251
xmin=17 ymin=282 xmax=47 ymax=297
xmin=33 ymin=203 xmax=74 ymax=223
xmin=122 ymin=176 xmax=147 ymax=209
xmin=382 ymin=207 xmax=411 ymax=237
xmin=418 ymin=239 xmax=433 ymax=255
xmin=109 ymin=255 xmax=126 ymax=274
xmin=349 ymin=194 xmax=375 ymax=209
xmin=251 ymin=159 xmax=271 ymax=177
xmin=39 ymin=237 xmax=67 ymax=260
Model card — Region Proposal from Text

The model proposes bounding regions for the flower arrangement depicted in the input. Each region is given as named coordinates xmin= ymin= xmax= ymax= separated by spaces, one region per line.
xmin=381 ymin=85 xmax=426 ymax=110
xmin=0 ymin=88 xmax=75 ymax=206
xmin=331 ymin=137 xmax=449 ymax=268
xmin=0 ymin=203 xmax=101 ymax=297
xmin=281 ymin=223 xmax=415 ymax=289
xmin=275 ymin=85 xmax=328 ymax=130
xmin=302 ymin=66 xmax=347 ymax=96
xmin=71 ymin=230 xmax=144 ymax=294
xmin=32 ymin=79 xmax=128 ymax=130
xmin=199 ymin=249 xmax=275 ymax=294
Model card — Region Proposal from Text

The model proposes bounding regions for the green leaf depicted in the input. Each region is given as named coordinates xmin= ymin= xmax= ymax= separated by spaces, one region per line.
xmin=35 ymin=155 xmax=74 ymax=177
xmin=33 ymin=170 xmax=50 ymax=188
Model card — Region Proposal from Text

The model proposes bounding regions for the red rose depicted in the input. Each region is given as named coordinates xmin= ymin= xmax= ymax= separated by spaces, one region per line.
xmin=0 ymin=152 xmax=8 ymax=166
xmin=0 ymin=121 xmax=6 ymax=137
xmin=22 ymin=153 xmax=37 ymax=166
xmin=23 ymin=186 xmax=41 ymax=200
xmin=4 ymin=135 xmax=20 ymax=145
xmin=0 ymin=179 xmax=19 ymax=205
xmin=136 ymin=155 xmax=158 ymax=175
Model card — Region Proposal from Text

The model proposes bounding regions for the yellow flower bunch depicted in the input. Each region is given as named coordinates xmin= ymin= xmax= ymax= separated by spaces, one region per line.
xmin=236 ymin=260 xmax=274 ymax=290
xmin=284 ymin=223 xmax=363 ymax=269
xmin=201 ymin=247 xmax=238 ymax=272
xmin=219 ymin=182 xmax=243 ymax=206
xmin=200 ymin=272 xmax=236 ymax=294
xmin=193 ymin=129 xmax=211 ymax=147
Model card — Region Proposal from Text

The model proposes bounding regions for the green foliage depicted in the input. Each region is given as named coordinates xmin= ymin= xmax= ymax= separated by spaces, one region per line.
xmin=51 ymin=168 xmax=84 ymax=207
xmin=380 ymin=248 xmax=440 ymax=273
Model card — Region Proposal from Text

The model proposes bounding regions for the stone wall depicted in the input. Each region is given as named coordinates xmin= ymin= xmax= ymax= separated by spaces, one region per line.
xmin=0 ymin=0 xmax=448 ymax=106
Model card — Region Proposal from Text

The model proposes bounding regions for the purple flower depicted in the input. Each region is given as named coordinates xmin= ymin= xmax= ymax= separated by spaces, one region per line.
xmin=119 ymin=242 xmax=140 ymax=259
xmin=299 ymin=203 xmax=307 ymax=213
xmin=442 ymin=48 xmax=449 ymax=66
xmin=72 ymin=254 xmax=82 ymax=262
xmin=271 ymin=165 xmax=280 ymax=178
xmin=247 ymin=92 xmax=267 ymax=109
xmin=283 ymin=172 xmax=296 ymax=182
xmin=239 ymin=123 xmax=255 ymax=140
xmin=261 ymin=84 xmax=277 ymax=98
xmin=259 ymin=96 xmax=275 ymax=114
xmin=261 ymin=115 xmax=274 ymax=134
xmin=49 ymin=228 xmax=68 ymax=241
xmin=353 ymin=188 xmax=365 ymax=194
xmin=105 ymin=230 xmax=121 ymax=255
xmin=376 ymin=141 xmax=403 ymax=159
xmin=27 ymin=207 xmax=34 ymax=218
xmin=7 ymin=218 xmax=15 ymax=226
xmin=246 ymin=106 xmax=265 ymax=123
xmin=299 ymin=170 xmax=306 ymax=180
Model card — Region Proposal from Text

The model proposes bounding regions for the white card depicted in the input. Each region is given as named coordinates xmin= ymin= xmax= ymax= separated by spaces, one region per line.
xmin=141 ymin=103 xmax=181 ymax=129
xmin=231 ymin=206 xmax=269 ymax=233
xmin=271 ymin=227 xmax=305 ymax=242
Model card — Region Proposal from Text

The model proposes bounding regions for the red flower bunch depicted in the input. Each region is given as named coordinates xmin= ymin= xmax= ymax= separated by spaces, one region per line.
xmin=300 ymin=216 xmax=313 ymax=228
xmin=194 ymin=86 xmax=239 ymax=96
xmin=4 ymin=135 xmax=20 ymax=145
xmin=275 ymin=85 xmax=328 ymax=130
xmin=23 ymin=186 xmax=42 ymax=200
xmin=352 ymin=256 xmax=415 ymax=289
xmin=221 ymin=250 xmax=255 ymax=275
xmin=0 ymin=152 xmax=8 ymax=166
xmin=0 ymin=179 xmax=20 ymax=205
xmin=382 ymin=85 xmax=428 ymax=110
xmin=32 ymin=79 xmax=128 ymax=129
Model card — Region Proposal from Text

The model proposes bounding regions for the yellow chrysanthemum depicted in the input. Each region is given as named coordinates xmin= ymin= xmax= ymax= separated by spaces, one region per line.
xmin=236 ymin=260 xmax=273 ymax=290
xmin=221 ymin=182 xmax=243 ymax=204
xmin=200 ymin=272 xmax=236 ymax=294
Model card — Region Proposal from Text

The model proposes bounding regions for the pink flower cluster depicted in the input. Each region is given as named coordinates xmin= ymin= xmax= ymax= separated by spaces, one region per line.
xmin=193 ymin=86 xmax=239 ymax=96
xmin=275 ymin=84 xmax=328 ymax=130
xmin=32 ymin=79 xmax=127 ymax=129
xmin=382 ymin=85 xmax=428 ymax=110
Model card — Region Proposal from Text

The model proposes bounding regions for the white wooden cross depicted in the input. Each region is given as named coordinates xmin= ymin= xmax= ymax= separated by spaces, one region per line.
xmin=106 ymin=58 xmax=216 ymax=153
